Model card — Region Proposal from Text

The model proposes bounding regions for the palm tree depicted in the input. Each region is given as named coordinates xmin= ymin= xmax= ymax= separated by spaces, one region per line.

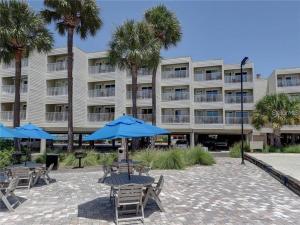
xmin=41 ymin=0 xmax=102 ymax=152
xmin=252 ymin=93 xmax=300 ymax=147
xmin=0 ymin=0 xmax=53 ymax=150
xmin=144 ymin=5 xmax=182 ymax=125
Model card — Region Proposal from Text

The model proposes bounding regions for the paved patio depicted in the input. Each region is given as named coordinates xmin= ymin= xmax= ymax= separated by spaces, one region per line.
xmin=1 ymin=157 xmax=300 ymax=225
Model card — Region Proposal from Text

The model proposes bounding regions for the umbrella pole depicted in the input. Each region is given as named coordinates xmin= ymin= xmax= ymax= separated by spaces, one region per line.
xmin=126 ymin=139 xmax=130 ymax=180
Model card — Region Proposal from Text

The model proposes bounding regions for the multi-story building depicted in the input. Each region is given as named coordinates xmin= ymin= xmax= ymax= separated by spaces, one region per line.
xmin=0 ymin=47 xmax=299 ymax=149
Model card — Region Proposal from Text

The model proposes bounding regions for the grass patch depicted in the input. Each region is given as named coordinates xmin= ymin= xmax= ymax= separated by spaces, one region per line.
xmin=229 ymin=142 xmax=250 ymax=158
xmin=262 ymin=145 xmax=300 ymax=153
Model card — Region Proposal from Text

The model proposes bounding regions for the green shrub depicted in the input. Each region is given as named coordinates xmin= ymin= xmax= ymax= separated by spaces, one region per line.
xmin=0 ymin=148 xmax=14 ymax=169
xmin=133 ymin=149 xmax=157 ymax=167
xmin=229 ymin=142 xmax=250 ymax=158
xmin=35 ymin=154 xmax=46 ymax=164
xmin=154 ymin=149 xmax=185 ymax=170
xmin=183 ymin=147 xmax=215 ymax=166
xmin=98 ymin=153 xmax=117 ymax=166
xmin=281 ymin=145 xmax=300 ymax=153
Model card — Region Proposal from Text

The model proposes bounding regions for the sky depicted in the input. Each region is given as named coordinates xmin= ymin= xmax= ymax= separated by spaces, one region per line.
xmin=28 ymin=0 xmax=300 ymax=77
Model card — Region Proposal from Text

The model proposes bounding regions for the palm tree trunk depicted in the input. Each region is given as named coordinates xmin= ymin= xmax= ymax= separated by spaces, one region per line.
xmin=274 ymin=129 xmax=282 ymax=148
xmin=67 ymin=27 xmax=74 ymax=152
xmin=14 ymin=51 xmax=22 ymax=151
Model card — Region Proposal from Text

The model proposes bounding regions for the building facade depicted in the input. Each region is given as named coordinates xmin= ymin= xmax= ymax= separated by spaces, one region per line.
xmin=0 ymin=47 xmax=299 ymax=147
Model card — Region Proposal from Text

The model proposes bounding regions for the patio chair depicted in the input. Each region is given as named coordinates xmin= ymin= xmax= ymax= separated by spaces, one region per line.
xmin=0 ymin=177 xmax=20 ymax=211
xmin=39 ymin=163 xmax=54 ymax=185
xmin=153 ymin=175 xmax=164 ymax=196
xmin=143 ymin=175 xmax=165 ymax=212
xmin=135 ymin=165 xmax=151 ymax=176
xmin=114 ymin=184 xmax=144 ymax=225
xmin=10 ymin=167 xmax=33 ymax=189
xmin=100 ymin=165 xmax=111 ymax=183
xmin=118 ymin=163 xmax=133 ymax=174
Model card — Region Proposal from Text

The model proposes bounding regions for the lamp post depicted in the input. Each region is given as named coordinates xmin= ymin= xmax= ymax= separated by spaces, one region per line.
xmin=240 ymin=57 xmax=249 ymax=165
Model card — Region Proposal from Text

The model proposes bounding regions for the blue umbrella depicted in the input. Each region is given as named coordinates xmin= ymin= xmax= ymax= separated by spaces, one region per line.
xmin=0 ymin=123 xmax=26 ymax=139
xmin=84 ymin=115 xmax=169 ymax=141
xmin=16 ymin=123 xmax=54 ymax=140
xmin=84 ymin=115 xmax=169 ymax=179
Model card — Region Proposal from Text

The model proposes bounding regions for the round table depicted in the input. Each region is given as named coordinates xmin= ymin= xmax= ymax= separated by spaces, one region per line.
xmin=104 ymin=174 xmax=155 ymax=187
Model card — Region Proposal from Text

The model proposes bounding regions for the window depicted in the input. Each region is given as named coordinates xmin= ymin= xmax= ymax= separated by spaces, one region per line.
xmin=105 ymin=84 xmax=115 ymax=89
xmin=105 ymin=107 xmax=115 ymax=113
xmin=141 ymin=108 xmax=152 ymax=114
xmin=207 ymin=111 xmax=219 ymax=117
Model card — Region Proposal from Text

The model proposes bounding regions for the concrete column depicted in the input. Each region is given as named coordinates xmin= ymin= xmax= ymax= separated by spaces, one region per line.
xmin=291 ymin=134 xmax=296 ymax=144
xmin=78 ymin=134 xmax=82 ymax=148
xmin=112 ymin=139 xmax=116 ymax=148
xmin=89 ymin=140 xmax=94 ymax=148
xmin=190 ymin=132 xmax=195 ymax=148
xmin=40 ymin=139 xmax=46 ymax=154
xmin=167 ymin=134 xmax=171 ymax=147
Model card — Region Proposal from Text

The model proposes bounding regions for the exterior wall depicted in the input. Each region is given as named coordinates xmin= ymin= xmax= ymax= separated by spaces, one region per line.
xmin=1 ymin=47 xmax=300 ymax=137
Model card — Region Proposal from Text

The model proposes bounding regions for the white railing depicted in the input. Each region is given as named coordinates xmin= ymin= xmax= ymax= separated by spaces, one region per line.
xmin=88 ymin=65 xmax=115 ymax=74
xmin=161 ymin=91 xmax=189 ymax=101
xmin=138 ymin=68 xmax=151 ymax=76
xmin=2 ymin=58 xmax=28 ymax=69
xmin=47 ymin=86 xmax=68 ymax=96
xmin=46 ymin=112 xmax=68 ymax=122
xmin=195 ymin=116 xmax=223 ymax=124
xmin=129 ymin=114 xmax=152 ymax=122
xmin=161 ymin=115 xmax=190 ymax=123
xmin=88 ymin=88 xmax=115 ymax=98
xmin=224 ymin=74 xmax=252 ymax=83
xmin=87 ymin=113 xmax=114 ymax=122
xmin=127 ymin=90 xmax=152 ymax=99
xmin=0 ymin=111 xmax=26 ymax=121
xmin=277 ymin=78 xmax=300 ymax=87
xmin=161 ymin=70 xmax=188 ymax=79
xmin=47 ymin=61 xmax=67 ymax=72
xmin=1 ymin=85 xmax=28 ymax=94
xmin=225 ymin=95 xmax=253 ymax=103
xmin=194 ymin=93 xmax=222 ymax=102
xmin=225 ymin=116 xmax=250 ymax=124
xmin=194 ymin=72 xmax=222 ymax=81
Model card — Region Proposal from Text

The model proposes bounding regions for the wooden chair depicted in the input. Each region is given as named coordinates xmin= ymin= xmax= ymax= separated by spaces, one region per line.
xmin=100 ymin=165 xmax=111 ymax=183
xmin=153 ymin=175 xmax=164 ymax=196
xmin=143 ymin=175 xmax=165 ymax=212
xmin=114 ymin=184 xmax=144 ymax=225
xmin=39 ymin=163 xmax=54 ymax=185
xmin=118 ymin=163 xmax=133 ymax=174
xmin=135 ymin=165 xmax=151 ymax=176
xmin=10 ymin=167 xmax=33 ymax=189
xmin=0 ymin=177 xmax=20 ymax=211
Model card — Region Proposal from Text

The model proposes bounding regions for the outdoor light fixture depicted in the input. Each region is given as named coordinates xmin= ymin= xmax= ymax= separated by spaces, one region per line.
xmin=240 ymin=56 xmax=249 ymax=165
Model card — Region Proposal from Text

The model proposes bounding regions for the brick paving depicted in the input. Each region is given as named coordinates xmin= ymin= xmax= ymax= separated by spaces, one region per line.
xmin=1 ymin=157 xmax=300 ymax=225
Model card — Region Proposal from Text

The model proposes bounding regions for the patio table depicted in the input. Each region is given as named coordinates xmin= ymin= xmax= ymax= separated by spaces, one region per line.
xmin=103 ymin=174 xmax=164 ymax=212
xmin=7 ymin=162 xmax=45 ymax=170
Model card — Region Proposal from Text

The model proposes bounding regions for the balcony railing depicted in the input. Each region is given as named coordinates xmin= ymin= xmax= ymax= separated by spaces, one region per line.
xmin=161 ymin=114 xmax=190 ymax=123
xmin=87 ymin=113 xmax=114 ymax=122
xmin=224 ymin=74 xmax=252 ymax=83
xmin=88 ymin=88 xmax=115 ymax=98
xmin=194 ymin=72 xmax=222 ymax=81
xmin=47 ymin=86 xmax=68 ymax=96
xmin=46 ymin=112 xmax=68 ymax=122
xmin=0 ymin=111 xmax=26 ymax=121
xmin=195 ymin=116 xmax=223 ymax=124
xmin=128 ymin=113 xmax=152 ymax=122
xmin=138 ymin=68 xmax=151 ymax=76
xmin=194 ymin=93 xmax=222 ymax=102
xmin=161 ymin=91 xmax=189 ymax=101
xmin=88 ymin=65 xmax=115 ymax=74
xmin=2 ymin=58 xmax=28 ymax=69
xmin=225 ymin=95 xmax=253 ymax=103
xmin=47 ymin=61 xmax=67 ymax=72
xmin=161 ymin=70 xmax=189 ymax=79
xmin=277 ymin=78 xmax=300 ymax=87
xmin=127 ymin=90 xmax=152 ymax=99
xmin=225 ymin=116 xmax=250 ymax=124
xmin=1 ymin=85 xmax=28 ymax=94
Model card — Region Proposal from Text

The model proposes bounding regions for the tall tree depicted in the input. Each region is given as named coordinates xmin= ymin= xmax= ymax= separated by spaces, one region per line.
xmin=252 ymin=93 xmax=300 ymax=147
xmin=0 ymin=0 xmax=53 ymax=150
xmin=144 ymin=5 xmax=182 ymax=125
xmin=41 ymin=0 xmax=102 ymax=152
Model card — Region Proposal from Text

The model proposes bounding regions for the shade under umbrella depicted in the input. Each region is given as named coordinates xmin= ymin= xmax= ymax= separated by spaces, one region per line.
xmin=16 ymin=123 xmax=54 ymax=140
xmin=84 ymin=115 xmax=170 ymax=179
xmin=0 ymin=123 xmax=26 ymax=139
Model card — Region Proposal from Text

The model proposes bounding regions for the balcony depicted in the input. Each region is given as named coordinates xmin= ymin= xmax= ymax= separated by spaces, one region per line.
xmin=0 ymin=111 xmax=26 ymax=121
xmin=88 ymin=65 xmax=115 ymax=74
xmin=88 ymin=88 xmax=115 ymax=98
xmin=195 ymin=116 xmax=223 ymax=124
xmin=47 ymin=61 xmax=67 ymax=72
xmin=1 ymin=85 xmax=28 ymax=95
xmin=129 ymin=113 xmax=152 ymax=122
xmin=225 ymin=95 xmax=253 ymax=104
xmin=87 ymin=113 xmax=114 ymax=122
xmin=46 ymin=112 xmax=68 ymax=122
xmin=161 ymin=70 xmax=188 ymax=79
xmin=225 ymin=74 xmax=252 ymax=83
xmin=277 ymin=78 xmax=300 ymax=87
xmin=161 ymin=115 xmax=190 ymax=123
xmin=194 ymin=93 xmax=222 ymax=102
xmin=161 ymin=91 xmax=189 ymax=101
xmin=194 ymin=72 xmax=222 ymax=81
xmin=225 ymin=116 xmax=250 ymax=124
xmin=138 ymin=68 xmax=151 ymax=76
xmin=127 ymin=90 xmax=152 ymax=99
xmin=2 ymin=58 xmax=28 ymax=69
xmin=47 ymin=86 xmax=68 ymax=96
